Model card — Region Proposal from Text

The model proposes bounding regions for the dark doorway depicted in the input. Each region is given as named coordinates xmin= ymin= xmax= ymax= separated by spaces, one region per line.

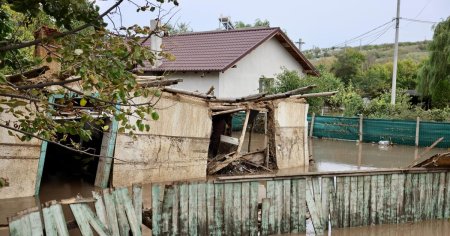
xmin=39 ymin=121 xmax=103 ymax=201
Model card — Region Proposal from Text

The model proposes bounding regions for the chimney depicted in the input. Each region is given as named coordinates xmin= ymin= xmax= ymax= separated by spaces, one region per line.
xmin=34 ymin=26 xmax=61 ymax=75
xmin=150 ymin=19 xmax=163 ymax=68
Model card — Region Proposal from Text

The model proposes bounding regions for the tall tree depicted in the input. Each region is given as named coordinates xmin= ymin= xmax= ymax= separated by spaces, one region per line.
xmin=418 ymin=17 xmax=450 ymax=108
xmin=331 ymin=48 xmax=365 ymax=85
xmin=0 ymin=0 xmax=179 ymax=156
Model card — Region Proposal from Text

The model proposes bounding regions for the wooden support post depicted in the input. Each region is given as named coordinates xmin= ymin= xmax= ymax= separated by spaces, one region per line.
xmin=415 ymin=117 xmax=420 ymax=147
xmin=309 ymin=113 xmax=315 ymax=138
xmin=359 ymin=114 xmax=363 ymax=142
xmin=247 ymin=121 xmax=255 ymax=152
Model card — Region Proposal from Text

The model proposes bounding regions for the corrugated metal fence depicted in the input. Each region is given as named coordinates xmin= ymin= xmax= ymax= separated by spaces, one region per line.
xmin=152 ymin=169 xmax=450 ymax=235
xmin=307 ymin=115 xmax=450 ymax=148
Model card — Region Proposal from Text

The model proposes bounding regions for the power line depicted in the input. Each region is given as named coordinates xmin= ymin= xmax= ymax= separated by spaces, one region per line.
xmin=332 ymin=19 xmax=395 ymax=48
xmin=400 ymin=17 xmax=437 ymax=24
xmin=365 ymin=23 xmax=394 ymax=45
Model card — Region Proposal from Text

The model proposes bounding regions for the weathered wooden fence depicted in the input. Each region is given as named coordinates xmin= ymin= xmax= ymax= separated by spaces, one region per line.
xmin=8 ymin=185 xmax=142 ymax=236
xmin=152 ymin=169 xmax=450 ymax=235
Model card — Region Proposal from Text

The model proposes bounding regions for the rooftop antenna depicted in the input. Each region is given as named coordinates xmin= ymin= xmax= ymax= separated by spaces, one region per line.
xmin=219 ymin=15 xmax=234 ymax=30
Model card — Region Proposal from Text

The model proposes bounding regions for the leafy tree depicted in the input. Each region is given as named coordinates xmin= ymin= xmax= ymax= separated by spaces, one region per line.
xmin=0 ymin=0 xmax=179 ymax=156
xmin=418 ymin=17 xmax=450 ymax=108
xmin=165 ymin=22 xmax=192 ymax=35
xmin=331 ymin=48 xmax=365 ymax=84
xmin=234 ymin=18 xmax=270 ymax=29
xmin=354 ymin=64 xmax=390 ymax=98
xmin=270 ymin=67 xmax=344 ymax=113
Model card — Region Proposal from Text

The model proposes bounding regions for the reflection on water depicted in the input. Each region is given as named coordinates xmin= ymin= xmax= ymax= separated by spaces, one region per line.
xmin=0 ymin=137 xmax=449 ymax=235
xmin=310 ymin=138 xmax=447 ymax=172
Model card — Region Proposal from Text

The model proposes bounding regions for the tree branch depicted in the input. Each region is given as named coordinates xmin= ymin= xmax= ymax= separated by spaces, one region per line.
xmin=5 ymin=66 xmax=50 ymax=83
xmin=16 ymin=77 xmax=82 ymax=90
xmin=0 ymin=0 xmax=125 ymax=52
xmin=0 ymin=122 xmax=131 ymax=162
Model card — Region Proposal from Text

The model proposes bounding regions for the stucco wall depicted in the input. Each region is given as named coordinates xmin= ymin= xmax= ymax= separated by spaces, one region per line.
xmin=273 ymin=99 xmax=309 ymax=169
xmin=165 ymin=72 xmax=220 ymax=95
xmin=0 ymin=111 xmax=41 ymax=199
xmin=112 ymin=94 xmax=212 ymax=186
xmin=219 ymin=38 xmax=306 ymax=98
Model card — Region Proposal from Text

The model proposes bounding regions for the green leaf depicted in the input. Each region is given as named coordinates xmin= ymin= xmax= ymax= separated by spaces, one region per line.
xmin=151 ymin=111 xmax=159 ymax=121
xmin=46 ymin=56 xmax=52 ymax=63
xmin=7 ymin=130 xmax=14 ymax=136
xmin=80 ymin=98 xmax=87 ymax=106
xmin=102 ymin=125 xmax=109 ymax=131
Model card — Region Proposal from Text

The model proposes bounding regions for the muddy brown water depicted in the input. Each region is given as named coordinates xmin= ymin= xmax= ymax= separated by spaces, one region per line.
xmin=1 ymin=137 xmax=448 ymax=235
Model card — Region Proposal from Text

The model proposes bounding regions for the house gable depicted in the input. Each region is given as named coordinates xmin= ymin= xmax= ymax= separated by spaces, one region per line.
xmin=218 ymin=37 xmax=306 ymax=98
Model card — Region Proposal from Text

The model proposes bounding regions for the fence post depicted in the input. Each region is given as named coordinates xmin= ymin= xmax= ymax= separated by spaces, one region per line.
xmin=359 ymin=114 xmax=363 ymax=142
xmin=415 ymin=117 xmax=420 ymax=147
xmin=309 ymin=112 xmax=315 ymax=138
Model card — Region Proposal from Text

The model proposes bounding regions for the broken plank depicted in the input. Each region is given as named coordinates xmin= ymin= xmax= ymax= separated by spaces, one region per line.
xmin=132 ymin=184 xmax=143 ymax=229
xmin=103 ymin=189 xmax=120 ymax=236
xmin=306 ymin=178 xmax=323 ymax=234
xmin=92 ymin=191 xmax=108 ymax=228
xmin=113 ymin=189 xmax=131 ymax=236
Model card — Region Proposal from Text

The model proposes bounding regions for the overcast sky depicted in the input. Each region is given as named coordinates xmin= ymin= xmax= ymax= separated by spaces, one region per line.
xmin=97 ymin=0 xmax=449 ymax=50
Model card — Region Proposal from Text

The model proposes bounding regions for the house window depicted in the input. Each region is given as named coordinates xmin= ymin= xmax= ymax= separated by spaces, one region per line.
xmin=259 ymin=77 xmax=274 ymax=93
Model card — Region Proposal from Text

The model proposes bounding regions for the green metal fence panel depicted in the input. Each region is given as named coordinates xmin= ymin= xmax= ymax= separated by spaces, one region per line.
xmin=308 ymin=115 xmax=450 ymax=148
xmin=419 ymin=121 xmax=450 ymax=148
xmin=363 ymin=119 xmax=416 ymax=145
xmin=308 ymin=116 xmax=359 ymax=141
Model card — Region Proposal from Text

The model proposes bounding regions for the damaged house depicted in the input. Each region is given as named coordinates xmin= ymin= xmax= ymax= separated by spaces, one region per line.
xmin=0 ymin=26 xmax=329 ymax=200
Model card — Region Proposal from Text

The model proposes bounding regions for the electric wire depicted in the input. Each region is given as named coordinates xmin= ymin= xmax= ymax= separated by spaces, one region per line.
xmin=332 ymin=19 xmax=395 ymax=48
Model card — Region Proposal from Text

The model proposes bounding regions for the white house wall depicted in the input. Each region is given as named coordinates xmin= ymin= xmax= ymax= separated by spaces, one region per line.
xmin=166 ymin=72 xmax=220 ymax=95
xmin=219 ymin=37 xmax=306 ymax=98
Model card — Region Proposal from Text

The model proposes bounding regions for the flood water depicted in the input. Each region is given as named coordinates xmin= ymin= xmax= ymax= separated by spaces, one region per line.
xmin=0 ymin=137 xmax=449 ymax=235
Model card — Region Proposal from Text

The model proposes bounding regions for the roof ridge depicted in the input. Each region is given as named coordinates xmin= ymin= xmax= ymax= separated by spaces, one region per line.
xmin=167 ymin=27 xmax=280 ymax=38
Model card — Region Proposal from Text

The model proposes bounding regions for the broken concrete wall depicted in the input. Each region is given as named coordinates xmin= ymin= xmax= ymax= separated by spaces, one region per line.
xmin=112 ymin=93 xmax=212 ymax=186
xmin=272 ymin=99 xmax=309 ymax=169
xmin=0 ymin=111 xmax=41 ymax=199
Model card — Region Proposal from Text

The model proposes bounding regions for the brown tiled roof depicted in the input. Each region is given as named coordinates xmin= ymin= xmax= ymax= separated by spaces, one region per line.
xmin=138 ymin=27 xmax=319 ymax=76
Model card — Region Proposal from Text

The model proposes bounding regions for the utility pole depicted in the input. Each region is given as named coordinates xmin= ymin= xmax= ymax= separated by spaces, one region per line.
xmin=295 ymin=38 xmax=305 ymax=51
xmin=391 ymin=0 xmax=401 ymax=105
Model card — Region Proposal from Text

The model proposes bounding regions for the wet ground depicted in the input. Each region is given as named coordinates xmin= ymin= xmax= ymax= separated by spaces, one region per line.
xmin=0 ymin=138 xmax=448 ymax=235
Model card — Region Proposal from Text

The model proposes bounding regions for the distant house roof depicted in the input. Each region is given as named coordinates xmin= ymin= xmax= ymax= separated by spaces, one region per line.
xmin=138 ymin=27 xmax=319 ymax=76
